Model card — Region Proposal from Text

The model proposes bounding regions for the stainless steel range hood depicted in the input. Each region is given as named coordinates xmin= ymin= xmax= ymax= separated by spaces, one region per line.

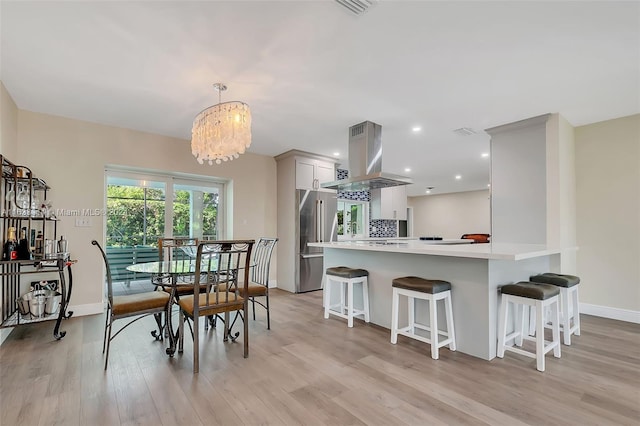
xmin=321 ymin=121 xmax=413 ymax=191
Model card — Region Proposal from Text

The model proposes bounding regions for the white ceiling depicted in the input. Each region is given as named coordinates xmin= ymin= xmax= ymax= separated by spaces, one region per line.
xmin=1 ymin=1 xmax=638 ymax=196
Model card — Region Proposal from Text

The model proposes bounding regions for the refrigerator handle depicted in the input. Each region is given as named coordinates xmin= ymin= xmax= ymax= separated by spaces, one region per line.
xmin=316 ymin=199 xmax=322 ymax=242
xmin=319 ymin=199 xmax=325 ymax=242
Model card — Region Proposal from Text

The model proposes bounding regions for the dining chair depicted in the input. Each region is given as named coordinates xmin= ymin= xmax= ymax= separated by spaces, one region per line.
xmin=176 ymin=239 xmax=254 ymax=373
xmin=218 ymin=237 xmax=277 ymax=329
xmin=92 ymin=240 xmax=171 ymax=370
xmin=157 ymin=237 xmax=199 ymax=295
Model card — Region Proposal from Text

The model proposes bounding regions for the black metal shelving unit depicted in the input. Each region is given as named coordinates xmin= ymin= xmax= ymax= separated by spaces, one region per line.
xmin=0 ymin=155 xmax=73 ymax=340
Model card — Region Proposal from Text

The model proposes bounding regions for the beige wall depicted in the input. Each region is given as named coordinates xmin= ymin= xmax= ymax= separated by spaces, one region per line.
xmin=0 ymin=81 xmax=18 ymax=160
xmin=408 ymin=190 xmax=490 ymax=239
xmin=575 ymin=114 xmax=640 ymax=315
xmin=15 ymin=110 xmax=277 ymax=314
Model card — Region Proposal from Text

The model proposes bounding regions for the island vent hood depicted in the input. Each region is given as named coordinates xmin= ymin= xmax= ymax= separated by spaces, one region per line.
xmin=321 ymin=120 xmax=413 ymax=191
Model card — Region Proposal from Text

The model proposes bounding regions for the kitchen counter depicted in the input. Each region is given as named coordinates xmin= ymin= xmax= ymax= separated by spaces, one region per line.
xmin=309 ymin=240 xmax=560 ymax=260
xmin=310 ymin=240 xmax=564 ymax=360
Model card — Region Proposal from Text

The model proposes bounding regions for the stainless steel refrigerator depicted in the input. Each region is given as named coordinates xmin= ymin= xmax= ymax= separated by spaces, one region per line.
xmin=295 ymin=189 xmax=337 ymax=293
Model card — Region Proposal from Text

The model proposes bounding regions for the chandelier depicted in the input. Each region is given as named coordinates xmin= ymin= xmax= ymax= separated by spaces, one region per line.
xmin=191 ymin=83 xmax=252 ymax=165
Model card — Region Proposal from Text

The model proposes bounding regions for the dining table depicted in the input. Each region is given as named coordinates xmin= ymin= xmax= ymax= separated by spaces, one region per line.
xmin=126 ymin=257 xmax=250 ymax=356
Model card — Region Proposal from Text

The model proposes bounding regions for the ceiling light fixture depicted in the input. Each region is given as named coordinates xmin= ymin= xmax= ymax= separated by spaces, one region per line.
xmin=333 ymin=152 xmax=340 ymax=157
xmin=426 ymin=186 xmax=434 ymax=194
xmin=404 ymin=167 xmax=411 ymax=172
xmin=412 ymin=126 xmax=421 ymax=132
xmin=481 ymin=152 xmax=490 ymax=158
xmin=455 ymin=175 xmax=462 ymax=180
xmin=191 ymin=83 xmax=252 ymax=165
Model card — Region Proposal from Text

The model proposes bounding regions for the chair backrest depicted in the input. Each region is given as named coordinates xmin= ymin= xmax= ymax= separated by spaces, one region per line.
xmin=158 ymin=237 xmax=199 ymax=262
xmin=251 ymin=237 xmax=278 ymax=287
xmin=92 ymin=240 xmax=114 ymax=307
xmin=192 ymin=240 xmax=254 ymax=317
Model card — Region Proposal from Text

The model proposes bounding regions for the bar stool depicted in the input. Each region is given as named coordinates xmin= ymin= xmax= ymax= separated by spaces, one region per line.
xmin=323 ymin=267 xmax=370 ymax=328
xmin=390 ymin=276 xmax=456 ymax=360
xmin=529 ymin=273 xmax=581 ymax=345
xmin=497 ymin=282 xmax=561 ymax=372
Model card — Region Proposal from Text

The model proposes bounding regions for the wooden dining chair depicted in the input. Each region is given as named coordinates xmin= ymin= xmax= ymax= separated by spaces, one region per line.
xmin=176 ymin=239 xmax=254 ymax=373
xmin=92 ymin=240 xmax=171 ymax=370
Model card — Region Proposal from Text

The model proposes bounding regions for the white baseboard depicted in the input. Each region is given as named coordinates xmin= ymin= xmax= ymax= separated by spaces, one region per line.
xmin=0 ymin=302 xmax=104 ymax=347
xmin=269 ymin=279 xmax=277 ymax=289
xmin=580 ymin=303 xmax=640 ymax=324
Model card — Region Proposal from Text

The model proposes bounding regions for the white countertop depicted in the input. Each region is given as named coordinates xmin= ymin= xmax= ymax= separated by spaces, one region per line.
xmin=308 ymin=240 xmax=563 ymax=260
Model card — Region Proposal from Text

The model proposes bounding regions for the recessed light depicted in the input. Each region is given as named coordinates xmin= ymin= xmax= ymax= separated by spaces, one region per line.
xmin=425 ymin=190 xmax=431 ymax=194
xmin=404 ymin=167 xmax=411 ymax=173
xmin=333 ymin=152 xmax=340 ymax=157
xmin=455 ymin=175 xmax=462 ymax=180
xmin=481 ymin=153 xmax=489 ymax=158
xmin=412 ymin=126 xmax=421 ymax=132
xmin=487 ymin=183 xmax=491 ymax=187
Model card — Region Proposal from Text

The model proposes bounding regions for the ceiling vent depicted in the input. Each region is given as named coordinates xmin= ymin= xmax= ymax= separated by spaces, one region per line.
xmin=453 ymin=127 xmax=477 ymax=136
xmin=335 ymin=0 xmax=377 ymax=15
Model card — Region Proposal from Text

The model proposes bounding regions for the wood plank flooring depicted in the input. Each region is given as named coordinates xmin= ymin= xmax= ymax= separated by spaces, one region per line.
xmin=1 ymin=289 xmax=638 ymax=425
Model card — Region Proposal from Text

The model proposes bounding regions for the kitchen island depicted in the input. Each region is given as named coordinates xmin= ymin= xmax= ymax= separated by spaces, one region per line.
xmin=308 ymin=240 xmax=562 ymax=360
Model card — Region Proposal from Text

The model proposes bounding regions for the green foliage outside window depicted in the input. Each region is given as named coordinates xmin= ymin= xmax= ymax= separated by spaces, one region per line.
xmin=106 ymin=185 xmax=218 ymax=247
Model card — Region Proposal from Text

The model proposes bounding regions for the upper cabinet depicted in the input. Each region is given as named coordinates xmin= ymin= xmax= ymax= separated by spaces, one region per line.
xmin=295 ymin=157 xmax=336 ymax=192
xmin=370 ymin=186 xmax=407 ymax=220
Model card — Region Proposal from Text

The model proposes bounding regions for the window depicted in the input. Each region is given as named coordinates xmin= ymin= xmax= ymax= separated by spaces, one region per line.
xmin=337 ymin=200 xmax=368 ymax=240
xmin=105 ymin=171 xmax=225 ymax=248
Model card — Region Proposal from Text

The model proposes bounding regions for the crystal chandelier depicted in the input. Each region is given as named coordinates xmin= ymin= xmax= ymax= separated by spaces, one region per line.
xmin=191 ymin=83 xmax=252 ymax=165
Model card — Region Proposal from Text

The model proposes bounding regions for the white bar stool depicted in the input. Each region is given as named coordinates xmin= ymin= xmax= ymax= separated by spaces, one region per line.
xmin=529 ymin=273 xmax=581 ymax=345
xmin=390 ymin=276 xmax=456 ymax=360
xmin=323 ymin=267 xmax=370 ymax=328
xmin=497 ymin=281 xmax=561 ymax=372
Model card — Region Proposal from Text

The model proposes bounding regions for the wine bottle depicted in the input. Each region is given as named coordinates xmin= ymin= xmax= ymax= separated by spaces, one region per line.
xmin=18 ymin=227 xmax=30 ymax=260
xmin=3 ymin=227 xmax=18 ymax=261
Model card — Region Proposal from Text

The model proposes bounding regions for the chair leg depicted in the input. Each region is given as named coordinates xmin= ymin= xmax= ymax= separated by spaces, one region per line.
xmin=265 ymin=292 xmax=271 ymax=330
xmin=445 ymin=292 xmax=456 ymax=351
xmin=552 ymin=299 xmax=561 ymax=358
xmin=408 ymin=294 xmax=415 ymax=335
xmin=324 ymin=277 xmax=332 ymax=319
xmin=252 ymin=297 xmax=256 ymax=320
xmin=497 ymin=296 xmax=508 ymax=358
xmin=243 ymin=304 xmax=249 ymax=359
xmin=104 ymin=315 xmax=113 ymax=370
xmin=347 ymin=280 xmax=354 ymax=328
xmin=429 ymin=297 xmax=439 ymax=360
xmin=390 ymin=288 xmax=399 ymax=344
xmin=560 ymin=287 xmax=571 ymax=345
xmin=573 ymin=286 xmax=581 ymax=336
xmin=178 ymin=310 xmax=185 ymax=354
xmin=362 ymin=278 xmax=370 ymax=323
xmin=515 ymin=303 xmax=525 ymax=347
xmin=102 ymin=306 xmax=110 ymax=354
xmin=535 ymin=300 xmax=545 ymax=372
xmin=192 ymin=312 xmax=199 ymax=374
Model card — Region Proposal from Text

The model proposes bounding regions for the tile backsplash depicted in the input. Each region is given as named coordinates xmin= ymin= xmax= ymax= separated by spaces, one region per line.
xmin=336 ymin=168 xmax=397 ymax=238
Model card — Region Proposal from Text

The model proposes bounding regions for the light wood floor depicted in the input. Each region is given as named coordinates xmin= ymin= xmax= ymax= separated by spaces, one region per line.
xmin=1 ymin=289 xmax=638 ymax=425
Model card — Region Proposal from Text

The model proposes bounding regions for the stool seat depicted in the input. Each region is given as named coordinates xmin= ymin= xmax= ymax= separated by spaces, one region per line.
xmin=326 ymin=266 xmax=369 ymax=279
xmin=530 ymin=273 xmax=580 ymax=288
xmin=501 ymin=282 xmax=560 ymax=300
xmin=392 ymin=276 xmax=451 ymax=293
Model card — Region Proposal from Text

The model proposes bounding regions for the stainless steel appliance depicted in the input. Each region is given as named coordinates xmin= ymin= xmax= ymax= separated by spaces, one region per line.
xmin=321 ymin=120 xmax=413 ymax=191
xmin=296 ymin=189 xmax=337 ymax=292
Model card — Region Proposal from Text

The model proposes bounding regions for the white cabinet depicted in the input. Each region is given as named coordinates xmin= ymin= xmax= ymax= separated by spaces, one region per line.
xmin=371 ymin=186 xmax=407 ymax=220
xmin=295 ymin=158 xmax=335 ymax=192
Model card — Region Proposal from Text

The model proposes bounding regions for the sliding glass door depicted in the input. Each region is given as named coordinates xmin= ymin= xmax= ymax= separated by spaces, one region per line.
xmin=106 ymin=171 xmax=225 ymax=247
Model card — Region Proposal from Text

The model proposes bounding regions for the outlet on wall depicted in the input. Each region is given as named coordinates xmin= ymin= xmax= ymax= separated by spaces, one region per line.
xmin=75 ymin=217 xmax=92 ymax=227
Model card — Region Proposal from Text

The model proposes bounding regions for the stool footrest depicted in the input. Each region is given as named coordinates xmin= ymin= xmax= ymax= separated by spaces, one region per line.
xmin=396 ymin=328 xmax=454 ymax=348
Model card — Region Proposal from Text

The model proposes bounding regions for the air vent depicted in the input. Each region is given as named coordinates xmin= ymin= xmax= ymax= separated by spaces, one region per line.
xmin=453 ymin=127 xmax=477 ymax=136
xmin=351 ymin=122 xmax=365 ymax=137
xmin=335 ymin=0 xmax=377 ymax=16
